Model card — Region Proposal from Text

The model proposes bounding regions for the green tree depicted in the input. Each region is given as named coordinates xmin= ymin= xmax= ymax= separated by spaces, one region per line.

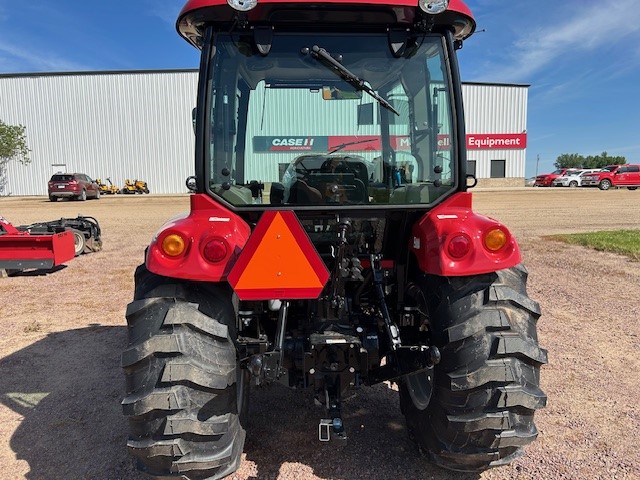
xmin=555 ymin=153 xmax=585 ymax=169
xmin=555 ymin=151 xmax=627 ymax=169
xmin=0 ymin=120 xmax=30 ymax=195
xmin=584 ymin=152 xmax=626 ymax=169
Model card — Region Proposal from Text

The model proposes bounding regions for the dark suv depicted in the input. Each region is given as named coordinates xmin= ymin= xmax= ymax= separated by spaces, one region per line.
xmin=48 ymin=173 xmax=100 ymax=201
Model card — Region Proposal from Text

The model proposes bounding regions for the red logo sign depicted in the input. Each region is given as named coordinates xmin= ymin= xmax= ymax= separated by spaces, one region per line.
xmin=467 ymin=134 xmax=527 ymax=150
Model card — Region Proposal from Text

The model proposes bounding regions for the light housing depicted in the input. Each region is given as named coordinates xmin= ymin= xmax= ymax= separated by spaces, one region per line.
xmin=419 ymin=0 xmax=449 ymax=15
xmin=227 ymin=0 xmax=258 ymax=11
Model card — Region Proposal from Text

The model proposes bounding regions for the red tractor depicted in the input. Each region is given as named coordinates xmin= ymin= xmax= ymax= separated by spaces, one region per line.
xmin=122 ymin=1 xmax=547 ymax=478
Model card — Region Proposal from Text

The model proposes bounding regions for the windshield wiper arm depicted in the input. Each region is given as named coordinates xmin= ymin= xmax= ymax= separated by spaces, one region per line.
xmin=307 ymin=45 xmax=399 ymax=116
xmin=328 ymin=138 xmax=377 ymax=154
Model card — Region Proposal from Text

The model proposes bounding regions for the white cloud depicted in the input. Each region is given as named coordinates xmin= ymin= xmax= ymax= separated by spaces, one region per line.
xmin=527 ymin=68 xmax=597 ymax=107
xmin=144 ymin=0 xmax=181 ymax=24
xmin=602 ymin=143 xmax=640 ymax=155
xmin=476 ymin=0 xmax=640 ymax=83
xmin=0 ymin=40 xmax=91 ymax=72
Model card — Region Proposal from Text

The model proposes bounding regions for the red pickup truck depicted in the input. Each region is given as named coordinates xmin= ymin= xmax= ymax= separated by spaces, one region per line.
xmin=533 ymin=168 xmax=579 ymax=187
xmin=581 ymin=164 xmax=640 ymax=190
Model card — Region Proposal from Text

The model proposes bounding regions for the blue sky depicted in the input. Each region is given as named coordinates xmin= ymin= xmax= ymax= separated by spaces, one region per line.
xmin=1 ymin=0 xmax=639 ymax=177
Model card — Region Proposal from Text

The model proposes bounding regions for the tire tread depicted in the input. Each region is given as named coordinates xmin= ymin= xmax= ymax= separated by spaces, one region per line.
xmin=122 ymin=265 xmax=244 ymax=479
xmin=400 ymin=264 xmax=547 ymax=472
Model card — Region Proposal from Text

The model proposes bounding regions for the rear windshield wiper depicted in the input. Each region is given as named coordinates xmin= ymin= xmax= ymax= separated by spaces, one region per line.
xmin=306 ymin=45 xmax=399 ymax=116
xmin=329 ymin=138 xmax=378 ymax=154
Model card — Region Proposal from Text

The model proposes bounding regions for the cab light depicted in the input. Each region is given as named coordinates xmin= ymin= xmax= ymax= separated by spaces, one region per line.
xmin=162 ymin=234 xmax=186 ymax=257
xmin=203 ymin=238 xmax=229 ymax=263
xmin=484 ymin=228 xmax=508 ymax=252
xmin=227 ymin=0 xmax=257 ymax=11
xmin=419 ymin=0 xmax=449 ymax=15
xmin=447 ymin=234 xmax=471 ymax=259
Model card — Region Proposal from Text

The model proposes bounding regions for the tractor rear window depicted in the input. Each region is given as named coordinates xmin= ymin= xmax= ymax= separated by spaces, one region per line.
xmin=204 ymin=31 xmax=458 ymax=209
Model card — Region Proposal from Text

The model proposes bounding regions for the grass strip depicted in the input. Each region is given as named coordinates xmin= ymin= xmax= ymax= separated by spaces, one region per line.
xmin=546 ymin=229 xmax=640 ymax=261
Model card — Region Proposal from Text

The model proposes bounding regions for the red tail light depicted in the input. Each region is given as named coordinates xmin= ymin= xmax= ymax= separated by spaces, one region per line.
xmin=447 ymin=234 xmax=472 ymax=259
xmin=202 ymin=238 xmax=228 ymax=263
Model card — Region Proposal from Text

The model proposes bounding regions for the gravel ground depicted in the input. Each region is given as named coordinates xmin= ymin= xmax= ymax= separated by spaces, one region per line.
xmin=0 ymin=188 xmax=639 ymax=480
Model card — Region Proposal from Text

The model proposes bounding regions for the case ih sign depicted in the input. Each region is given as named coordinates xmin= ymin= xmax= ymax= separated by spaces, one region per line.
xmin=254 ymin=134 xmax=527 ymax=152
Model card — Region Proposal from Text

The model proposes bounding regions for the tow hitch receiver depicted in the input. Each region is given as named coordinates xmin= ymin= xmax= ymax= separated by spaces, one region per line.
xmin=305 ymin=332 xmax=362 ymax=445
xmin=319 ymin=417 xmax=346 ymax=443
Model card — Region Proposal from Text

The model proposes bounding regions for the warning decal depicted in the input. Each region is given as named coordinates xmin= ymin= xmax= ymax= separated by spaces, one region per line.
xmin=228 ymin=211 xmax=329 ymax=300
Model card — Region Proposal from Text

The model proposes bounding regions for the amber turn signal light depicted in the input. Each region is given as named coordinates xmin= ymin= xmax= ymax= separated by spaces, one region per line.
xmin=161 ymin=234 xmax=186 ymax=257
xmin=484 ymin=228 xmax=508 ymax=252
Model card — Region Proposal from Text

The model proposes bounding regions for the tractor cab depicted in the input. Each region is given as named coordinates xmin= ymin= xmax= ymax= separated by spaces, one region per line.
xmin=179 ymin=0 xmax=475 ymax=212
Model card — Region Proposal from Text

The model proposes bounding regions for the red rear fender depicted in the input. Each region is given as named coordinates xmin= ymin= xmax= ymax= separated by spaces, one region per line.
xmin=146 ymin=194 xmax=251 ymax=281
xmin=410 ymin=192 xmax=521 ymax=276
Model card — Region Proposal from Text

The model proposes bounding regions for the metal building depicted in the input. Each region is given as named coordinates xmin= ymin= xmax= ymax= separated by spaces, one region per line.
xmin=462 ymin=82 xmax=528 ymax=184
xmin=0 ymin=69 xmax=527 ymax=196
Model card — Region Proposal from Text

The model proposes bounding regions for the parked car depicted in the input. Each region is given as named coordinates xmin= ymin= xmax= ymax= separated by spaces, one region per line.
xmin=552 ymin=169 xmax=601 ymax=187
xmin=48 ymin=173 xmax=101 ymax=201
xmin=581 ymin=164 xmax=640 ymax=190
xmin=533 ymin=168 xmax=580 ymax=187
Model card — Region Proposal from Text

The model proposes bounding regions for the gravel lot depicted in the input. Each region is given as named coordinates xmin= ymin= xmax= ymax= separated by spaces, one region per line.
xmin=1 ymin=188 xmax=639 ymax=480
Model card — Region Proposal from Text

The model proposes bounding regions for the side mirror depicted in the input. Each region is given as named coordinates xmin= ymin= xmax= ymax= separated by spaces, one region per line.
xmin=466 ymin=174 xmax=478 ymax=188
xmin=185 ymin=176 xmax=197 ymax=192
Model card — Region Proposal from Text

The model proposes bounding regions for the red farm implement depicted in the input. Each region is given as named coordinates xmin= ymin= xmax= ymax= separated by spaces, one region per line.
xmin=0 ymin=215 xmax=102 ymax=276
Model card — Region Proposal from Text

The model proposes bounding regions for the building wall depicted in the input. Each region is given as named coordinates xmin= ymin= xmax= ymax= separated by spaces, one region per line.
xmin=0 ymin=70 xmax=527 ymax=195
xmin=462 ymin=83 xmax=528 ymax=180
xmin=0 ymin=70 xmax=197 ymax=196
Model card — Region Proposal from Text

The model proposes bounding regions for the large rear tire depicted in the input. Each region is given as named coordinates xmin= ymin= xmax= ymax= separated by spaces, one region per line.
xmin=122 ymin=265 xmax=246 ymax=479
xmin=400 ymin=264 xmax=547 ymax=472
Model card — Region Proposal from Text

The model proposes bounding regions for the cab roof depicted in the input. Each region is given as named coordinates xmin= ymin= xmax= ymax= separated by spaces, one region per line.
xmin=178 ymin=0 xmax=475 ymax=47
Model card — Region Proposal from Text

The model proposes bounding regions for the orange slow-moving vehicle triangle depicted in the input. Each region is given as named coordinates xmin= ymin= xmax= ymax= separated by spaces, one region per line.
xmin=228 ymin=211 xmax=329 ymax=300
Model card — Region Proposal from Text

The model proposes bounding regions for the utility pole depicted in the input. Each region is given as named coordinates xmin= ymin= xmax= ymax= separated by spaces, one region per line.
xmin=535 ymin=154 xmax=539 ymax=177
